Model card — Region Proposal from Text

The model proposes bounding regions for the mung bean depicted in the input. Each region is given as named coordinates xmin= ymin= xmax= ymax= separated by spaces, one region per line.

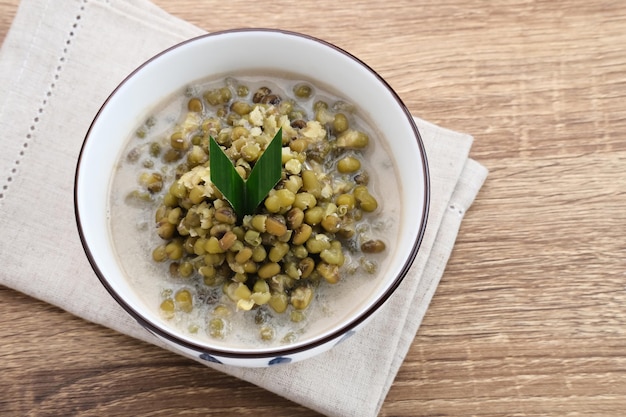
xmin=134 ymin=75 xmax=390 ymax=327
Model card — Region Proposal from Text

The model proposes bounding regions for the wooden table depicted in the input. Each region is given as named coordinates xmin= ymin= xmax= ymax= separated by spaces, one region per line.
xmin=2 ymin=0 xmax=625 ymax=415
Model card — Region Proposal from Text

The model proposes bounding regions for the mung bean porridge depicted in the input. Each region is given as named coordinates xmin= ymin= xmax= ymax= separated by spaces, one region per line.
xmin=108 ymin=73 xmax=401 ymax=349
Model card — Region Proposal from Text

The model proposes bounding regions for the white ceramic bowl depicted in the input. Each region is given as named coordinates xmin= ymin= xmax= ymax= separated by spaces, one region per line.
xmin=75 ymin=29 xmax=429 ymax=367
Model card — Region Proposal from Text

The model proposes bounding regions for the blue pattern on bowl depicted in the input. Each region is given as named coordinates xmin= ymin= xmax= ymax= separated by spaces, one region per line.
xmin=268 ymin=356 xmax=292 ymax=365
xmin=199 ymin=353 xmax=223 ymax=364
xmin=335 ymin=330 xmax=356 ymax=346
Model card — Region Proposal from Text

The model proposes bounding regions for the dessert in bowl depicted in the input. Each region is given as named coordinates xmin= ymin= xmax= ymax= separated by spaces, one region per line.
xmin=74 ymin=29 xmax=429 ymax=367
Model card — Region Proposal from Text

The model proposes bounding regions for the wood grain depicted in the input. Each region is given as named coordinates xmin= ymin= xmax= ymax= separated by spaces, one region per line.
xmin=2 ymin=0 xmax=626 ymax=415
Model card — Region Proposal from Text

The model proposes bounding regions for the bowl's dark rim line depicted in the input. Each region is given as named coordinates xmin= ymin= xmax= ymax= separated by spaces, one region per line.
xmin=74 ymin=28 xmax=430 ymax=360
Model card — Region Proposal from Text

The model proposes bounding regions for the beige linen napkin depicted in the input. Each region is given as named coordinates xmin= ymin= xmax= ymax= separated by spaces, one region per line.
xmin=0 ymin=0 xmax=488 ymax=416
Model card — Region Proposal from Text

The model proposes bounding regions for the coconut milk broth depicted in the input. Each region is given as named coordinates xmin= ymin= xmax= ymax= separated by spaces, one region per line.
xmin=108 ymin=73 xmax=401 ymax=349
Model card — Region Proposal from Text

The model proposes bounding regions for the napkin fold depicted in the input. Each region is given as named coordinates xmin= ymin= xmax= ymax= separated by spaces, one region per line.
xmin=0 ymin=1 xmax=488 ymax=416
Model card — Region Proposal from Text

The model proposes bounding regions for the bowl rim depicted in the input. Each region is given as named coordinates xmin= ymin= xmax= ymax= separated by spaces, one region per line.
xmin=74 ymin=28 xmax=430 ymax=359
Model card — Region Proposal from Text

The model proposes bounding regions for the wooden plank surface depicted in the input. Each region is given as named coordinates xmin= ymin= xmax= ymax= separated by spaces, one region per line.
xmin=2 ymin=0 xmax=626 ymax=415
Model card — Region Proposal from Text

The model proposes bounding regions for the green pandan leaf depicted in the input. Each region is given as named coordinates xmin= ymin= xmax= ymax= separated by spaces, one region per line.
xmin=209 ymin=136 xmax=245 ymax=216
xmin=244 ymin=128 xmax=283 ymax=214
xmin=209 ymin=128 xmax=283 ymax=218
